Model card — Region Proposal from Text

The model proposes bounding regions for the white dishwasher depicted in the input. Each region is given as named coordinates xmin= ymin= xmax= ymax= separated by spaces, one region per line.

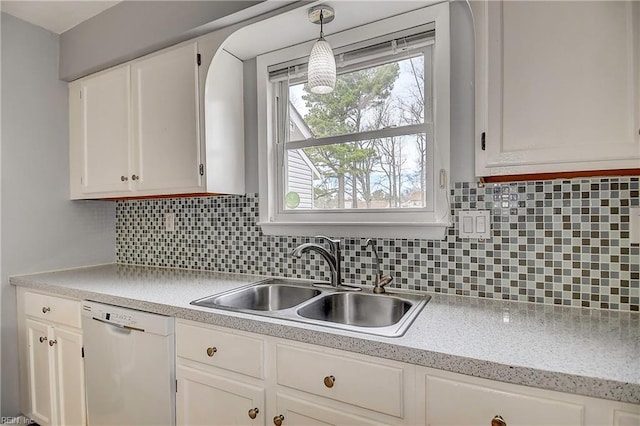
xmin=81 ymin=301 xmax=175 ymax=426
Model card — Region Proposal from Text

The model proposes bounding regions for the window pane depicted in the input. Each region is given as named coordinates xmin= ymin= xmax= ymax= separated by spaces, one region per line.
xmin=288 ymin=55 xmax=425 ymax=142
xmin=283 ymin=133 xmax=430 ymax=210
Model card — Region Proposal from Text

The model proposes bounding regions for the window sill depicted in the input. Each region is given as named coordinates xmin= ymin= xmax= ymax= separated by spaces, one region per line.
xmin=258 ymin=221 xmax=450 ymax=240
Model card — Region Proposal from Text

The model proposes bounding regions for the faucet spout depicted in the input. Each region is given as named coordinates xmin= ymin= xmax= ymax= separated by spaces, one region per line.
xmin=291 ymin=236 xmax=342 ymax=287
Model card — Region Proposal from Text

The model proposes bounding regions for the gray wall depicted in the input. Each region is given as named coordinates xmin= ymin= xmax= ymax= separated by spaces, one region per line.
xmin=1 ymin=13 xmax=115 ymax=417
xmin=59 ymin=1 xmax=265 ymax=81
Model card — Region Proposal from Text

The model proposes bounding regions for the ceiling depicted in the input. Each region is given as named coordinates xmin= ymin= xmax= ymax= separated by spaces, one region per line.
xmin=1 ymin=1 xmax=122 ymax=34
xmin=225 ymin=1 xmax=437 ymax=60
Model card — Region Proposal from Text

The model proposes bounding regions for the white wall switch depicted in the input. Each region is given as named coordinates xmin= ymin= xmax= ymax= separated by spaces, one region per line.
xmin=165 ymin=212 xmax=175 ymax=232
xmin=630 ymin=207 xmax=640 ymax=245
xmin=458 ymin=210 xmax=491 ymax=240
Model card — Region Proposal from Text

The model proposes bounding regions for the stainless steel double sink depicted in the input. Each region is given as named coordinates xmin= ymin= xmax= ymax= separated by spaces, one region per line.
xmin=190 ymin=278 xmax=430 ymax=337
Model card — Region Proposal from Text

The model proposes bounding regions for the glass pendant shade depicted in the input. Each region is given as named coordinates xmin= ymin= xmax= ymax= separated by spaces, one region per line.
xmin=308 ymin=38 xmax=336 ymax=94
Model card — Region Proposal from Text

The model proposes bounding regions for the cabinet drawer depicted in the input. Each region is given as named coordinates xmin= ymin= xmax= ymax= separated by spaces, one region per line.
xmin=425 ymin=375 xmax=584 ymax=426
xmin=23 ymin=292 xmax=81 ymax=328
xmin=276 ymin=344 xmax=404 ymax=418
xmin=176 ymin=322 xmax=263 ymax=379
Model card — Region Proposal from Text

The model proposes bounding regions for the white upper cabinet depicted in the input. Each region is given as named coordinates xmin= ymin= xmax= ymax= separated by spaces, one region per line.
xmin=474 ymin=0 xmax=640 ymax=176
xmin=69 ymin=35 xmax=245 ymax=199
xmin=132 ymin=43 xmax=202 ymax=193
xmin=202 ymin=48 xmax=245 ymax=196
xmin=69 ymin=66 xmax=132 ymax=196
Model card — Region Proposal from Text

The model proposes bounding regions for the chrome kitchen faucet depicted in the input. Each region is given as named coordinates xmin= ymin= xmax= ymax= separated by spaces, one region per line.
xmin=291 ymin=236 xmax=359 ymax=291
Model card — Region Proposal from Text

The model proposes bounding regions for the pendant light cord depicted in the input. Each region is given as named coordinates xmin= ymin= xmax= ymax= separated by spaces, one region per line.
xmin=319 ymin=10 xmax=324 ymax=39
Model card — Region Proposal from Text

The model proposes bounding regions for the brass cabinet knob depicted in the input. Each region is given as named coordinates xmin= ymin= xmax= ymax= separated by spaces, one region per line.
xmin=492 ymin=415 xmax=507 ymax=426
xmin=248 ymin=408 xmax=259 ymax=420
xmin=206 ymin=347 xmax=217 ymax=357
xmin=131 ymin=174 xmax=139 ymax=181
xmin=39 ymin=336 xmax=47 ymax=343
xmin=48 ymin=340 xmax=57 ymax=347
xmin=323 ymin=375 xmax=335 ymax=388
xmin=273 ymin=415 xmax=284 ymax=426
xmin=121 ymin=175 xmax=128 ymax=182
xmin=42 ymin=307 xmax=50 ymax=314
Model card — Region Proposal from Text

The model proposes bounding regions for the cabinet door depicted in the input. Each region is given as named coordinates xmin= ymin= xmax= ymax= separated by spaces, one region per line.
xmin=71 ymin=66 xmax=132 ymax=196
xmin=425 ymin=375 xmax=584 ymax=426
xmin=52 ymin=328 xmax=86 ymax=426
xmin=475 ymin=1 xmax=640 ymax=176
xmin=176 ymin=365 xmax=264 ymax=426
xmin=275 ymin=393 xmax=389 ymax=426
xmin=132 ymin=42 xmax=203 ymax=193
xmin=614 ymin=410 xmax=640 ymax=426
xmin=26 ymin=319 xmax=56 ymax=426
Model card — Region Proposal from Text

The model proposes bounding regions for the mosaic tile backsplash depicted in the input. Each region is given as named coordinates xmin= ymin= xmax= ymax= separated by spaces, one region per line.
xmin=116 ymin=177 xmax=639 ymax=312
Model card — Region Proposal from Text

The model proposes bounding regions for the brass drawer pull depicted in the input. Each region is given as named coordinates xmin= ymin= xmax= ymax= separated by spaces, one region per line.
xmin=206 ymin=347 xmax=217 ymax=357
xmin=323 ymin=375 xmax=335 ymax=388
xmin=492 ymin=415 xmax=507 ymax=426
xmin=49 ymin=340 xmax=57 ymax=347
xmin=42 ymin=306 xmax=51 ymax=314
xmin=39 ymin=336 xmax=47 ymax=343
xmin=273 ymin=415 xmax=284 ymax=426
xmin=248 ymin=408 xmax=259 ymax=419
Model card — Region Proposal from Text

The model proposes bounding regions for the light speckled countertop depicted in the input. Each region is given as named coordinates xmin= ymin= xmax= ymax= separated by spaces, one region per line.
xmin=10 ymin=263 xmax=640 ymax=404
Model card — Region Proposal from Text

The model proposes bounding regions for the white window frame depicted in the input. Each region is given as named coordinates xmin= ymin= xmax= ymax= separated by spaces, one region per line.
xmin=257 ymin=2 xmax=451 ymax=239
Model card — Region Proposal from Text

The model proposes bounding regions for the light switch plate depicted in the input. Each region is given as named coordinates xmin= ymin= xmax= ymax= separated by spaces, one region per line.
xmin=630 ymin=207 xmax=640 ymax=245
xmin=458 ymin=210 xmax=491 ymax=240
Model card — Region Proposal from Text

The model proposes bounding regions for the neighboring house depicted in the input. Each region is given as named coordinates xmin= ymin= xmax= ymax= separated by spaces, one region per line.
xmin=286 ymin=103 xmax=321 ymax=209
xmin=402 ymin=190 xmax=425 ymax=208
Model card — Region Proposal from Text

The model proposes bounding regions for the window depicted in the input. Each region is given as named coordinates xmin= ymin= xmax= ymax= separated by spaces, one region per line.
xmin=257 ymin=3 xmax=450 ymax=239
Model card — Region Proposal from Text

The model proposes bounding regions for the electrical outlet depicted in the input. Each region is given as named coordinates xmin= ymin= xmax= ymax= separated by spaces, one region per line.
xmin=165 ymin=213 xmax=175 ymax=232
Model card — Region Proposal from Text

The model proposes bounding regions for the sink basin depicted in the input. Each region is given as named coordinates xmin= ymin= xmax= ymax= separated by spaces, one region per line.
xmin=297 ymin=292 xmax=411 ymax=327
xmin=191 ymin=279 xmax=321 ymax=311
xmin=191 ymin=278 xmax=430 ymax=337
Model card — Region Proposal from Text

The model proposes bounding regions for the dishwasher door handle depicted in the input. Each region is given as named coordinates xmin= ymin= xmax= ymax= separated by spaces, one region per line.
xmin=92 ymin=317 xmax=144 ymax=332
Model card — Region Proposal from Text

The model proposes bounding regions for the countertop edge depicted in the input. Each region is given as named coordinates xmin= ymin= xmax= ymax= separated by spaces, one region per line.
xmin=10 ymin=275 xmax=639 ymax=404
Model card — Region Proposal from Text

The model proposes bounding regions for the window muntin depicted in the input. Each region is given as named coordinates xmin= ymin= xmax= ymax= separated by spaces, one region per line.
xmin=276 ymin=46 xmax=433 ymax=214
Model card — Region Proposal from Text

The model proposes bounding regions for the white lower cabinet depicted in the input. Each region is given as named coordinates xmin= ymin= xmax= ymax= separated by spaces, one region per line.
xmin=176 ymin=321 xmax=266 ymax=425
xmin=176 ymin=319 xmax=639 ymax=426
xmin=614 ymin=410 xmax=640 ymax=426
xmin=177 ymin=364 xmax=265 ymax=425
xmin=25 ymin=318 xmax=56 ymax=425
xmin=50 ymin=327 xmax=85 ymax=426
xmin=18 ymin=289 xmax=85 ymax=426
xmin=17 ymin=305 xmax=640 ymax=426
xmin=419 ymin=368 xmax=640 ymax=426
xmin=175 ymin=319 xmax=415 ymax=426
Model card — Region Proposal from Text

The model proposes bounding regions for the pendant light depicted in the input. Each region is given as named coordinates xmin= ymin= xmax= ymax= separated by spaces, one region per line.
xmin=307 ymin=5 xmax=336 ymax=94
